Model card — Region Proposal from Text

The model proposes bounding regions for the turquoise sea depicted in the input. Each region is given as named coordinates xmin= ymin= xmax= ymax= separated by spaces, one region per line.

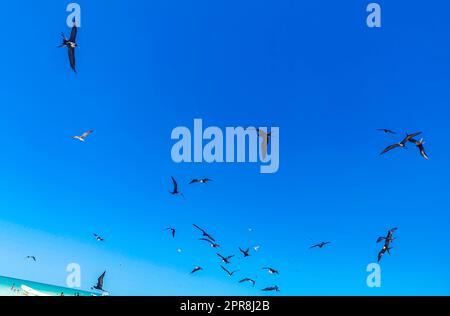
xmin=0 ymin=276 xmax=101 ymax=296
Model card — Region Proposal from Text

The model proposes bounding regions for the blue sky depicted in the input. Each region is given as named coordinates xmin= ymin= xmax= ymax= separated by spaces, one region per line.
xmin=0 ymin=0 xmax=449 ymax=295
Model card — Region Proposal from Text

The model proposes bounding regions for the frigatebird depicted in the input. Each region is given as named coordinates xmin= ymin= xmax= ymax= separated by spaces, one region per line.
xmin=262 ymin=267 xmax=279 ymax=275
xmin=91 ymin=271 xmax=106 ymax=291
xmin=93 ymin=233 xmax=104 ymax=242
xmin=217 ymin=253 xmax=234 ymax=264
xmin=310 ymin=241 xmax=331 ymax=249
xmin=193 ymin=224 xmax=216 ymax=242
xmin=72 ymin=130 xmax=94 ymax=142
xmin=239 ymin=278 xmax=256 ymax=287
xmin=377 ymin=129 xmax=396 ymax=134
xmin=221 ymin=265 xmax=239 ymax=277
xmin=25 ymin=256 xmax=36 ymax=262
xmin=199 ymin=238 xmax=220 ymax=248
xmin=190 ymin=266 xmax=203 ymax=274
xmin=165 ymin=228 xmax=176 ymax=238
xmin=380 ymin=132 xmax=422 ymax=155
xmin=409 ymin=138 xmax=429 ymax=160
xmin=189 ymin=178 xmax=213 ymax=184
xmin=58 ymin=20 xmax=79 ymax=72
xmin=262 ymin=286 xmax=280 ymax=292
xmin=239 ymin=247 xmax=250 ymax=257
xmin=170 ymin=177 xmax=184 ymax=198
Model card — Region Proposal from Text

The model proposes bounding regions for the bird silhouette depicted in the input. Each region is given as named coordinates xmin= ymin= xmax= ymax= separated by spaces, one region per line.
xmin=58 ymin=20 xmax=79 ymax=72
xmin=190 ymin=266 xmax=203 ymax=274
xmin=91 ymin=271 xmax=106 ymax=291
xmin=193 ymin=224 xmax=216 ymax=242
xmin=169 ymin=177 xmax=184 ymax=198
xmin=239 ymin=247 xmax=250 ymax=257
xmin=199 ymin=238 xmax=220 ymax=248
xmin=217 ymin=253 xmax=234 ymax=264
xmin=93 ymin=233 xmax=104 ymax=242
xmin=262 ymin=267 xmax=279 ymax=275
xmin=380 ymin=132 xmax=422 ymax=155
xmin=165 ymin=228 xmax=176 ymax=238
xmin=377 ymin=129 xmax=396 ymax=134
xmin=310 ymin=241 xmax=331 ymax=249
xmin=189 ymin=178 xmax=213 ymax=184
xmin=239 ymin=278 xmax=256 ymax=287
xmin=261 ymin=285 xmax=280 ymax=292
xmin=221 ymin=265 xmax=239 ymax=277
xmin=409 ymin=138 xmax=429 ymax=160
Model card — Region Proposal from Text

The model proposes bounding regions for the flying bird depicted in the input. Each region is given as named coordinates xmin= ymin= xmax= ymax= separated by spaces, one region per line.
xmin=253 ymin=245 xmax=261 ymax=252
xmin=377 ymin=129 xmax=396 ymax=134
xmin=221 ymin=265 xmax=239 ymax=277
xmin=261 ymin=285 xmax=280 ymax=292
xmin=262 ymin=267 xmax=279 ymax=275
xmin=217 ymin=253 xmax=234 ymax=264
xmin=409 ymin=138 xmax=429 ymax=160
xmin=199 ymin=238 xmax=220 ymax=248
xmin=193 ymin=224 xmax=216 ymax=242
xmin=165 ymin=228 xmax=176 ymax=238
xmin=169 ymin=177 xmax=184 ymax=198
xmin=310 ymin=241 xmax=331 ymax=249
xmin=58 ymin=20 xmax=79 ymax=72
xmin=239 ymin=247 xmax=250 ymax=257
xmin=380 ymin=132 xmax=422 ymax=155
xmin=72 ymin=130 xmax=94 ymax=142
xmin=189 ymin=178 xmax=213 ymax=184
xmin=93 ymin=233 xmax=104 ymax=242
xmin=190 ymin=266 xmax=203 ymax=274
xmin=91 ymin=271 xmax=106 ymax=291
xmin=25 ymin=256 xmax=36 ymax=262
xmin=239 ymin=278 xmax=256 ymax=287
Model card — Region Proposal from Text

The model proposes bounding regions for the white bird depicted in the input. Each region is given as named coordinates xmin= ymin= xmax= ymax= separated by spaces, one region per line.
xmin=72 ymin=130 xmax=94 ymax=142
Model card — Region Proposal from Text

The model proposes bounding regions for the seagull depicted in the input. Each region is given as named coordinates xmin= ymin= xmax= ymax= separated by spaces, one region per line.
xmin=189 ymin=178 xmax=213 ymax=184
xmin=199 ymin=238 xmax=220 ymax=248
xmin=239 ymin=247 xmax=250 ymax=257
xmin=377 ymin=129 xmax=396 ymax=134
xmin=310 ymin=241 xmax=331 ymax=249
xmin=262 ymin=285 xmax=280 ymax=292
xmin=58 ymin=20 xmax=79 ymax=73
xmin=253 ymin=245 xmax=261 ymax=252
xmin=93 ymin=233 xmax=104 ymax=242
xmin=221 ymin=265 xmax=239 ymax=277
xmin=239 ymin=278 xmax=256 ymax=287
xmin=91 ymin=271 xmax=106 ymax=291
xmin=193 ymin=224 xmax=216 ymax=242
xmin=165 ymin=227 xmax=176 ymax=238
xmin=409 ymin=138 xmax=429 ymax=160
xmin=25 ymin=256 xmax=36 ymax=262
xmin=72 ymin=130 xmax=94 ymax=142
xmin=190 ymin=266 xmax=203 ymax=274
xmin=217 ymin=253 xmax=234 ymax=264
xmin=262 ymin=267 xmax=279 ymax=275
xmin=169 ymin=177 xmax=184 ymax=198
xmin=380 ymin=132 xmax=422 ymax=155
xmin=376 ymin=228 xmax=398 ymax=244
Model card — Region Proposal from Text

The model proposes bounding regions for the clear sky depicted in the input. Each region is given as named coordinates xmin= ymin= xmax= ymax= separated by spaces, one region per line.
xmin=0 ymin=0 xmax=449 ymax=295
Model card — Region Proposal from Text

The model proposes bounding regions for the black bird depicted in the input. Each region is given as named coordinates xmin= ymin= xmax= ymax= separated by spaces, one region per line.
xmin=376 ymin=228 xmax=398 ymax=244
xmin=193 ymin=224 xmax=216 ymax=242
xmin=25 ymin=256 xmax=36 ymax=262
xmin=262 ymin=267 xmax=279 ymax=275
xmin=262 ymin=285 xmax=280 ymax=292
xmin=221 ymin=265 xmax=239 ymax=277
xmin=217 ymin=253 xmax=234 ymax=264
xmin=93 ymin=233 xmax=104 ymax=242
xmin=239 ymin=278 xmax=256 ymax=287
xmin=310 ymin=241 xmax=331 ymax=249
xmin=169 ymin=177 xmax=184 ymax=198
xmin=199 ymin=238 xmax=220 ymax=248
xmin=91 ymin=271 xmax=106 ymax=291
xmin=189 ymin=178 xmax=213 ymax=184
xmin=409 ymin=138 xmax=429 ymax=160
xmin=239 ymin=247 xmax=250 ymax=257
xmin=380 ymin=132 xmax=422 ymax=155
xmin=58 ymin=20 xmax=79 ymax=72
xmin=377 ymin=129 xmax=396 ymax=134
xmin=165 ymin=227 xmax=176 ymax=238
xmin=190 ymin=266 xmax=203 ymax=274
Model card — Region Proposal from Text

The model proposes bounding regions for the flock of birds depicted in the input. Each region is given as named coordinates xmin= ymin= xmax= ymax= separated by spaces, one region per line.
xmin=14 ymin=17 xmax=431 ymax=295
